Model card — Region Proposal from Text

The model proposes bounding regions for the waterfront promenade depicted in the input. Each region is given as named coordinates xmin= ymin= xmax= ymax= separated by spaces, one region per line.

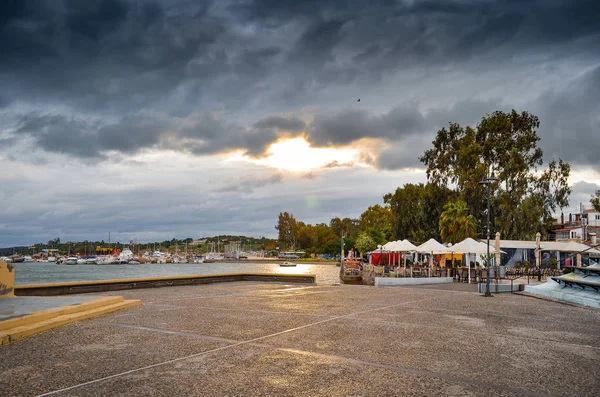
xmin=1 ymin=282 xmax=599 ymax=396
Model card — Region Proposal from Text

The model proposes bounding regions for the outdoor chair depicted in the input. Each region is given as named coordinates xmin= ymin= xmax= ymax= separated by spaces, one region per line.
xmin=460 ymin=269 xmax=469 ymax=283
xmin=480 ymin=269 xmax=488 ymax=283
xmin=471 ymin=270 xmax=478 ymax=283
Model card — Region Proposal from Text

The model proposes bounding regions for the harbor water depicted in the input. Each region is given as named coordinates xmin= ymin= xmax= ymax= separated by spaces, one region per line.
xmin=13 ymin=262 xmax=341 ymax=285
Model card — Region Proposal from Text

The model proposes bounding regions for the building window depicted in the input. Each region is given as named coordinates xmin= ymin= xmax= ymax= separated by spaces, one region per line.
xmin=570 ymin=231 xmax=576 ymax=238
xmin=596 ymin=215 xmax=600 ymax=220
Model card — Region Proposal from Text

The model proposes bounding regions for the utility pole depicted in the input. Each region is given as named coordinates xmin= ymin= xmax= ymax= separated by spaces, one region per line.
xmin=340 ymin=233 xmax=345 ymax=268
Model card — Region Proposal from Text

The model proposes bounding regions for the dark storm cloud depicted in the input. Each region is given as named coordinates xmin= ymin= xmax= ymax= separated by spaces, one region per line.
xmin=14 ymin=113 xmax=167 ymax=158
xmin=1 ymin=0 xmax=599 ymax=167
xmin=12 ymin=111 xmax=302 ymax=158
xmin=536 ymin=65 xmax=600 ymax=166
xmin=252 ymin=116 xmax=305 ymax=132
xmin=3 ymin=0 xmax=598 ymax=109
xmin=218 ymin=174 xmax=283 ymax=193
xmin=308 ymin=106 xmax=428 ymax=146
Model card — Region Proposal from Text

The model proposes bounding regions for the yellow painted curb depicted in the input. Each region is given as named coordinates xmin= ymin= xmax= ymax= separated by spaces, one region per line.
xmin=1 ymin=299 xmax=141 ymax=345
xmin=0 ymin=296 xmax=124 ymax=331
xmin=0 ymin=260 xmax=15 ymax=297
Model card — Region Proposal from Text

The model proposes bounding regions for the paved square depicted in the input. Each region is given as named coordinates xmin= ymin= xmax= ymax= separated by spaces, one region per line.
xmin=1 ymin=282 xmax=599 ymax=396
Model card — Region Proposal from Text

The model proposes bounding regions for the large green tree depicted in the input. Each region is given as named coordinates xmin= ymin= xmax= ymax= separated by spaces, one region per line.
xmin=359 ymin=204 xmax=393 ymax=240
xmin=438 ymin=200 xmax=477 ymax=244
xmin=355 ymin=232 xmax=377 ymax=256
xmin=329 ymin=217 xmax=359 ymax=239
xmin=591 ymin=190 xmax=600 ymax=212
xmin=275 ymin=212 xmax=298 ymax=249
xmin=420 ymin=110 xmax=571 ymax=239
xmin=384 ymin=183 xmax=453 ymax=243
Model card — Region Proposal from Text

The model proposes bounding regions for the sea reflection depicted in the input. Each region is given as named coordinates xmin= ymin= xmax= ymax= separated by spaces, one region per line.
xmin=13 ymin=261 xmax=340 ymax=285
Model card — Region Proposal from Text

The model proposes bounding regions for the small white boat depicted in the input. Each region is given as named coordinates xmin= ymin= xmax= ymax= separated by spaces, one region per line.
xmin=118 ymin=247 xmax=134 ymax=264
xmin=97 ymin=256 xmax=115 ymax=265
xmin=22 ymin=256 xmax=34 ymax=263
xmin=280 ymin=261 xmax=297 ymax=267
xmin=65 ymin=256 xmax=78 ymax=265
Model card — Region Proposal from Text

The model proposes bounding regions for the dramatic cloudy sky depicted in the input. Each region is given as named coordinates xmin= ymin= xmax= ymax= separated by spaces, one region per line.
xmin=1 ymin=0 xmax=599 ymax=247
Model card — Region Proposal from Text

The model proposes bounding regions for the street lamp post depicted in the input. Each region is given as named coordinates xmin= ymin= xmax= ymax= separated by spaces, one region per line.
xmin=479 ymin=172 xmax=499 ymax=297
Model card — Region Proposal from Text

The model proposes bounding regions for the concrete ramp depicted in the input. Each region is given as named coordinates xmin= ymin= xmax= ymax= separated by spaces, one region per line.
xmin=524 ymin=280 xmax=600 ymax=309
xmin=1 ymin=296 xmax=141 ymax=345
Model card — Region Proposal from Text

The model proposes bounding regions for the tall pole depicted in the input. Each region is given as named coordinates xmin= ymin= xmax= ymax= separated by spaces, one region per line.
xmin=480 ymin=171 xmax=497 ymax=297
xmin=340 ymin=233 xmax=344 ymax=268
xmin=485 ymin=181 xmax=492 ymax=297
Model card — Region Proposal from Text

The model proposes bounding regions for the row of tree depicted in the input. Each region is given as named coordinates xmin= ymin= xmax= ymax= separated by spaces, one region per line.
xmin=2 ymin=235 xmax=280 ymax=256
xmin=277 ymin=110 xmax=579 ymax=255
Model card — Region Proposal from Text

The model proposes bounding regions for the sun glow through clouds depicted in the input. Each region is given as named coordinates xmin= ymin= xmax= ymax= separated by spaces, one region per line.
xmin=244 ymin=137 xmax=363 ymax=172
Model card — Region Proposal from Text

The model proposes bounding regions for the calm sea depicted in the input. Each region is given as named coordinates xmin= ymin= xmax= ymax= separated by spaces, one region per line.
xmin=13 ymin=262 xmax=341 ymax=285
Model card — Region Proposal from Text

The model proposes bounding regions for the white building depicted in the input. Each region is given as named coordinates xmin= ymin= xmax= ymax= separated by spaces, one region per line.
xmin=555 ymin=226 xmax=583 ymax=242
xmin=584 ymin=208 xmax=600 ymax=227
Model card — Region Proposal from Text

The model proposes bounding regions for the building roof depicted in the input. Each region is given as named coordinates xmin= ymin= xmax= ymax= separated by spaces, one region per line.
xmin=553 ymin=227 xmax=582 ymax=232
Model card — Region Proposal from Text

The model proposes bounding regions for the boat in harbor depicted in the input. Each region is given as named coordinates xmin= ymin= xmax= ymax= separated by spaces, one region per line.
xmin=280 ymin=261 xmax=297 ymax=267
xmin=204 ymin=252 xmax=225 ymax=263
xmin=118 ymin=247 xmax=134 ymax=264
xmin=65 ymin=256 xmax=78 ymax=265
xmin=339 ymin=248 xmax=363 ymax=284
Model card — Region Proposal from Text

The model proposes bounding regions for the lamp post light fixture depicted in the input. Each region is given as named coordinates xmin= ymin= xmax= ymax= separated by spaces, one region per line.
xmin=479 ymin=171 xmax=499 ymax=297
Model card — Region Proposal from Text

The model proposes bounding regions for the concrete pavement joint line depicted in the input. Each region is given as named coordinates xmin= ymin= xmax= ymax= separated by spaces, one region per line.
xmin=36 ymin=297 xmax=435 ymax=396
xmin=95 ymin=322 xmax=238 ymax=344
xmin=158 ymin=305 xmax=335 ymax=318
xmin=94 ymin=321 xmax=553 ymax=397
xmin=144 ymin=285 xmax=334 ymax=303
xmin=278 ymin=348 xmax=552 ymax=397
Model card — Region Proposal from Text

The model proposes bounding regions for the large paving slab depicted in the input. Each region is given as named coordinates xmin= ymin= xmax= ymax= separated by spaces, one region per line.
xmin=1 ymin=281 xmax=599 ymax=396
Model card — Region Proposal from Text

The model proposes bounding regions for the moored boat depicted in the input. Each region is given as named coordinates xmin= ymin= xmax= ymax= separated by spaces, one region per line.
xmin=340 ymin=257 xmax=363 ymax=284
xmin=280 ymin=261 xmax=297 ymax=267
xmin=65 ymin=256 xmax=78 ymax=265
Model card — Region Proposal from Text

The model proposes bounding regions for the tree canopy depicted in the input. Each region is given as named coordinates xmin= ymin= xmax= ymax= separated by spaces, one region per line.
xmin=420 ymin=110 xmax=571 ymax=240
xmin=591 ymin=190 xmax=600 ymax=212
xmin=438 ymin=200 xmax=477 ymax=244
xmin=272 ymin=109 xmax=572 ymax=254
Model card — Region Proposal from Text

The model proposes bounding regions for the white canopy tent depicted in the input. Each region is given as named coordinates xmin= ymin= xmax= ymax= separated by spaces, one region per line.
xmin=394 ymin=239 xmax=418 ymax=252
xmin=380 ymin=240 xmax=418 ymax=269
xmin=381 ymin=241 xmax=396 ymax=251
xmin=391 ymin=239 xmax=418 ymax=273
xmin=415 ymin=239 xmax=449 ymax=277
xmin=415 ymin=238 xmax=448 ymax=253
xmin=447 ymin=237 xmax=503 ymax=283
xmin=541 ymin=241 xmax=600 ymax=255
